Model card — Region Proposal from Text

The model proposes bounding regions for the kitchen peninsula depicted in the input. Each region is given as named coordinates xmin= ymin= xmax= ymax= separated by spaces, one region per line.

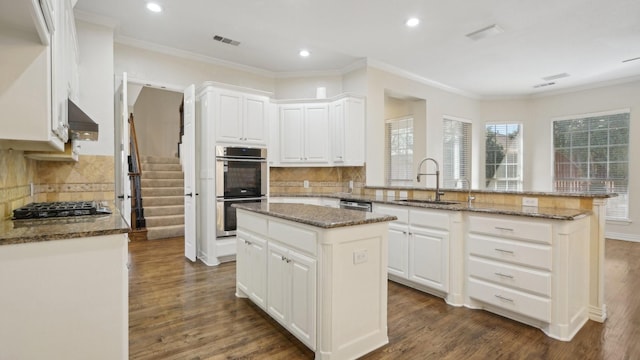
xmin=269 ymin=188 xmax=613 ymax=341
xmin=233 ymin=203 xmax=397 ymax=360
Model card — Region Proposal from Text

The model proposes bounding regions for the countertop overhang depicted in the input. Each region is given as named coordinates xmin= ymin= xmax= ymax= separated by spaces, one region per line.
xmin=0 ymin=209 xmax=130 ymax=246
xmin=233 ymin=202 xmax=397 ymax=228
xmin=272 ymin=193 xmax=593 ymax=221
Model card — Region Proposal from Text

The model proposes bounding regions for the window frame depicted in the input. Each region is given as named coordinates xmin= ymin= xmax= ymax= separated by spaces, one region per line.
xmin=385 ymin=116 xmax=414 ymax=186
xmin=442 ymin=115 xmax=472 ymax=189
xmin=551 ymin=109 xmax=631 ymax=221
xmin=484 ymin=122 xmax=523 ymax=191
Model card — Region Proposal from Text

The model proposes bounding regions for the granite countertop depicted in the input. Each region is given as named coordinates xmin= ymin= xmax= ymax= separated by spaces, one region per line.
xmin=363 ymin=186 xmax=617 ymax=198
xmin=0 ymin=208 xmax=130 ymax=246
xmin=233 ymin=202 xmax=398 ymax=228
xmin=271 ymin=193 xmax=592 ymax=220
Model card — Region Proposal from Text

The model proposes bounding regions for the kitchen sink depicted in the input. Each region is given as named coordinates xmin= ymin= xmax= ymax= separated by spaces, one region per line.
xmin=396 ymin=199 xmax=460 ymax=206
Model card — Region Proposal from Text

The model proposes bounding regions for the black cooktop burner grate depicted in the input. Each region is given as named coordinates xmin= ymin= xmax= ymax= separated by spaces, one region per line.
xmin=12 ymin=201 xmax=110 ymax=219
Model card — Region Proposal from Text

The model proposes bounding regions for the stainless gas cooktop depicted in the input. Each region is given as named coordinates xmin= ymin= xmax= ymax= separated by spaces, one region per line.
xmin=12 ymin=201 xmax=111 ymax=220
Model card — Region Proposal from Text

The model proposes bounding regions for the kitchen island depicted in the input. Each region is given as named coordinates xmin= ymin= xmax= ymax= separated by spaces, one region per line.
xmin=0 ymin=209 xmax=129 ymax=360
xmin=233 ymin=202 xmax=397 ymax=360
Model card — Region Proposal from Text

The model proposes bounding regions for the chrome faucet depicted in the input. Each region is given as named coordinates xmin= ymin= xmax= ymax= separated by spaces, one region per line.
xmin=458 ymin=178 xmax=475 ymax=206
xmin=416 ymin=157 xmax=444 ymax=202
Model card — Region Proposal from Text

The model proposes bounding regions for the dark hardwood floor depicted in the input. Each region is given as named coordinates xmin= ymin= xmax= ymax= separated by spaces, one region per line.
xmin=129 ymin=238 xmax=640 ymax=359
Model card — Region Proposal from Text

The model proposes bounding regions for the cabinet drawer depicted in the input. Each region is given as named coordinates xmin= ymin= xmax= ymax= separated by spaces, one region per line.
xmin=468 ymin=234 xmax=552 ymax=270
xmin=468 ymin=278 xmax=551 ymax=323
xmin=374 ymin=205 xmax=408 ymax=224
xmin=468 ymin=256 xmax=551 ymax=297
xmin=237 ymin=211 xmax=268 ymax=234
xmin=410 ymin=209 xmax=449 ymax=230
xmin=468 ymin=215 xmax=552 ymax=244
xmin=269 ymin=220 xmax=317 ymax=256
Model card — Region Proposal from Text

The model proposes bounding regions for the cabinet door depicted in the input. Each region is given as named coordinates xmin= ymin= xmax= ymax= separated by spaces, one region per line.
xmin=279 ymin=105 xmax=304 ymax=163
xmin=331 ymin=100 xmax=345 ymax=163
xmin=289 ymin=250 xmax=317 ymax=350
xmin=304 ymin=104 xmax=329 ymax=163
xmin=387 ymin=223 xmax=409 ymax=278
xmin=267 ymin=242 xmax=289 ymax=325
xmin=409 ymin=226 xmax=448 ymax=292
xmin=243 ymin=95 xmax=268 ymax=145
xmin=215 ymin=91 xmax=243 ymax=144
xmin=236 ymin=232 xmax=251 ymax=295
xmin=343 ymin=97 xmax=365 ymax=165
xmin=248 ymin=235 xmax=268 ymax=310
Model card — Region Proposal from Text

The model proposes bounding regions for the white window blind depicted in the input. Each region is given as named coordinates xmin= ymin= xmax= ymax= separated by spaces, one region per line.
xmin=385 ymin=117 xmax=414 ymax=186
xmin=553 ymin=110 xmax=630 ymax=220
xmin=443 ymin=117 xmax=471 ymax=189
xmin=485 ymin=123 xmax=522 ymax=191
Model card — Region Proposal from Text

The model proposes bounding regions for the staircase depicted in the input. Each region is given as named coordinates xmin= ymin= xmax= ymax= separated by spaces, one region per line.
xmin=140 ymin=156 xmax=185 ymax=240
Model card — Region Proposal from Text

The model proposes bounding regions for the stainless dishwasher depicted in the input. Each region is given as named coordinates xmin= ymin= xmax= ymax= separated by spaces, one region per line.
xmin=339 ymin=199 xmax=373 ymax=212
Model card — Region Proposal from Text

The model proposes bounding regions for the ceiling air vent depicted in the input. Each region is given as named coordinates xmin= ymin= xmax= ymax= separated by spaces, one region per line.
xmin=542 ymin=73 xmax=570 ymax=81
xmin=533 ymin=81 xmax=556 ymax=89
xmin=465 ymin=24 xmax=503 ymax=41
xmin=213 ymin=35 xmax=240 ymax=46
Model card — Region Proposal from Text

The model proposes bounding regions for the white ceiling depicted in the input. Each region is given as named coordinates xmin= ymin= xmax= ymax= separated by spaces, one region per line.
xmin=74 ymin=0 xmax=640 ymax=98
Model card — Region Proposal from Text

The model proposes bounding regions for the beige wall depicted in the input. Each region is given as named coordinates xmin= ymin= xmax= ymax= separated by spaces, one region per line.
xmin=133 ymin=87 xmax=183 ymax=158
xmin=274 ymin=75 xmax=343 ymax=99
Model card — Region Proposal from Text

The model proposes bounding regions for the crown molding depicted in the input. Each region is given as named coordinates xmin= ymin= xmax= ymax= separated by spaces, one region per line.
xmin=115 ymin=35 xmax=277 ymax=79
xmin=529 ymin=74 xmax=640 ymax=99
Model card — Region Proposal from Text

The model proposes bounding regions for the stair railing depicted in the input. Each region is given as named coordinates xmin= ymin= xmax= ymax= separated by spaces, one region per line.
xmin=129 ymin=113 xmax=146 ymax=231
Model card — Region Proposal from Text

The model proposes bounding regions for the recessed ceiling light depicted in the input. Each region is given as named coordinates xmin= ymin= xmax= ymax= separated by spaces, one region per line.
xmin=406 ymin=18 xmax=420 ymax=27
xmin=146 ymin=2 xmax=163 ymax=13
xmin=299 ymin=49 xmax=310 ymax=57
xmin=466 ymin=24 xmax=503 ymax=41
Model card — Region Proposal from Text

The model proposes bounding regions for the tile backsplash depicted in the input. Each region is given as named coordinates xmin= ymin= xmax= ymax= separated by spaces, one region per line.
xmin=270 ymin=166 xmax=365 ymax=195
xmin=0 ymin=149 xmax=115 ymax=219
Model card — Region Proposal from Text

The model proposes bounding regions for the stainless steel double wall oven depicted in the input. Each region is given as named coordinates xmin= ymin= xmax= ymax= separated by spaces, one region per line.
xmin=215 ymin=145 xmax=267 ymax=237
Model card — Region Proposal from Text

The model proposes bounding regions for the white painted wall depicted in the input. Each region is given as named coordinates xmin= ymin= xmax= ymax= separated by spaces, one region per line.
xmin=274 ymin=75 xmax=343 ymax=99
xmin=114 ymin=43 xmax=275 ymax=93
xmin=132 ymin=87 xmax=183 ymax=158
xmin=76 ymin=20 xmax=114 ymax=156
xmin=365 ymin=66 xmax=481 ymax=187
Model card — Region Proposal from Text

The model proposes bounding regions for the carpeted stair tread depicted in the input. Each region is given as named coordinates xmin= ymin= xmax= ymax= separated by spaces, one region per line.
xmin=144 ymin=205 xmax=184 ymax=217
xmin=145 ymin=214 xmax=185 ymax=227
xmin=147 ymin=225 xmax=185 ymax=240
xmin=142 ymin=170 xmax=183 ymax=179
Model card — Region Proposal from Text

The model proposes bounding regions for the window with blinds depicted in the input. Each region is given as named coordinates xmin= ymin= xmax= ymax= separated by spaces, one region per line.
xmin=442 ymin=117 xmax=471 ymax=189
xmin=385 ymin=117 xmax=414 ymax=186
xmin=553 ymin=110 xmax=630 ymax=220
xmin=485 ymin=123 xmax=523 ymax=191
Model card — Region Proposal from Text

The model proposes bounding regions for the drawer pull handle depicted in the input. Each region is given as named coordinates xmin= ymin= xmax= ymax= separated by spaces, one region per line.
xmin=495 ymin=272 xmax=514 ymax=279
xmin=495 ymin=248 xmax=515 ymax=255
xmin=495 ymin=294 xmax=514 ymax=303
xmin=495 ymin=226 xmax=514 ymax=231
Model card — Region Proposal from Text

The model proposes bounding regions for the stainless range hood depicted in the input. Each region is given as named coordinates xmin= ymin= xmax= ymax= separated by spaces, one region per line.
xmin=68 ymin=99 xmax=99 ymax=141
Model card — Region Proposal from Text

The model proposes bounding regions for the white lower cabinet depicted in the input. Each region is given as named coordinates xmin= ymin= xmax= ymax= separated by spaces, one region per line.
xmin=374 ymin=204 xmax=450 ymax=296
xmin=267 ymin=242 xmax=317 ymax=349
xmin=236 ymin=230 xmax=267 ymax=310
xmin=465 ymin=213 xmax=590 ymax=341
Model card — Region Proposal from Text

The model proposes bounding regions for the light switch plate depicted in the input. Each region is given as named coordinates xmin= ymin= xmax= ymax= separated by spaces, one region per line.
xmin=522 ymin=197 xmax=539 ymax=207
xmin=303 ymin=180 xmax=309 ymax=188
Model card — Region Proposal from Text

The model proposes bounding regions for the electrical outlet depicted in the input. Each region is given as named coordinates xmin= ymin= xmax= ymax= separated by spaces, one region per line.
xmin=375 ymin=190 xmax=383 ymax=200
xmin=353 ymin=249 xmax=368 ymax=264
xmin=349 ymin=180 xmax=354 ymax=190
xmin=387 ymin=190 xmax=395 ymax=200
xmin=522 ymin=197 xmax=539 ymax=207
xmin=399 ymin=191 xmax=408 ymax=200
xmin=303 ymin=180 xmax=309 ymax=188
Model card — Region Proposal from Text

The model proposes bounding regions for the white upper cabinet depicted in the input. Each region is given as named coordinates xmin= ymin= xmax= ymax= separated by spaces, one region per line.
xmin=0 ymin=0 xmax=78 ymax=151
xmin=279 ymin=103 xmax=329 ymax=164
xmin=331 ymin=97 xmax=365 ymax=166
xmin=214 ymin=88 xmax=268 ymax=146
xmin=275 ymin=94 xmax=365 ymax=167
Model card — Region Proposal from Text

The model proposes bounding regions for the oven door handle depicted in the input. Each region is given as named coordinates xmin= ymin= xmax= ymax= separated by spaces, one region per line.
xmin=215 ymin=157 xmax=266 ymax=163
xmin=216 ymin=197 xmax=267 ymax=202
